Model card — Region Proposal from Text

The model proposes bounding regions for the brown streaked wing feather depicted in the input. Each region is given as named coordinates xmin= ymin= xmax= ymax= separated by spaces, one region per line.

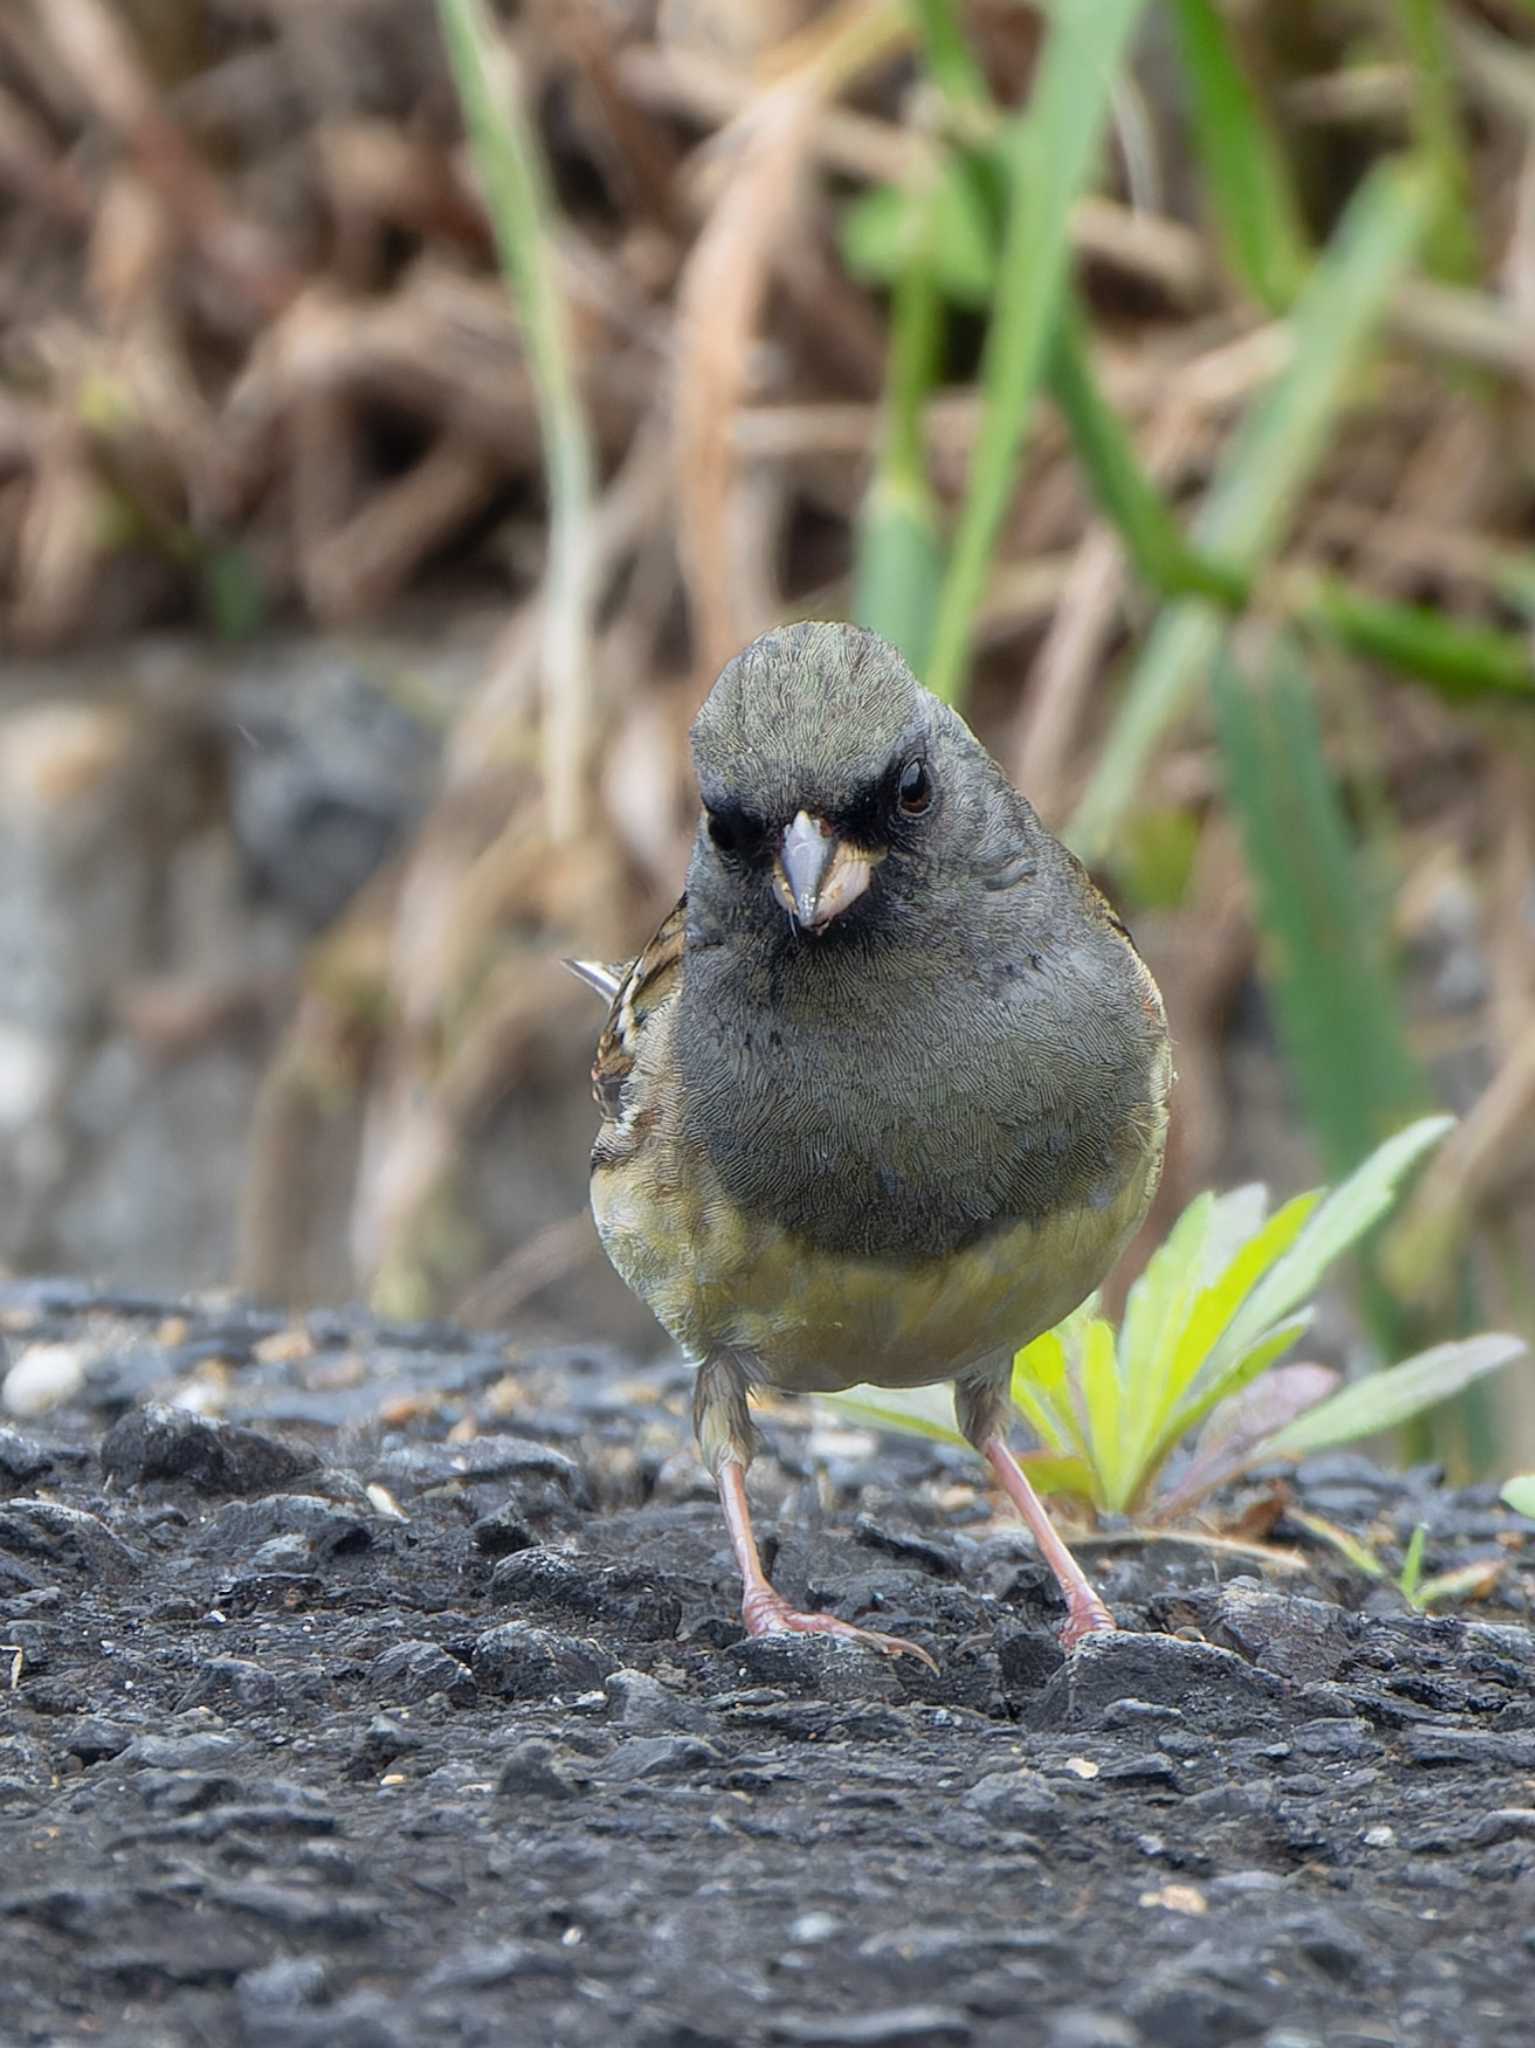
xmin=591 ymin=895 xmax=687 ymax=1143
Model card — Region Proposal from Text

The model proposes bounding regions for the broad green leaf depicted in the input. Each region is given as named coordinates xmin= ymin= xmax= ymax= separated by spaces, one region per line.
xmin=1198 ymin=1183 xmax=1277 ymax=1282
xmin=1502 ymin=1475 xmax=1535 ymax=1519
xmin=817 ymin=1385 xmax=966 ymax=1448
xmin=1011 ymin=1450 xmax=1098 ymax=1503
xmin=1194 ymin=1190 xmax=1321 ymax=1372
xmin=1149 ymin=1189 xmax=1321 ymax=1449
xmin=1119 ymin=1191 xmax=1215 ymax=1408
xmin=1260 ymin=1333 xmax=1525 ymax=1460
xmin=842 ymin=161 xmax=995 ymax=306
xmin=1080 ymin=1318 xmax=1126 ymax=1509
xmin=842 ymin=183 xmax=920 ymax=284
xmin=1154 ymin=1361 xmax=1340 ymax=1520
xmin=926 ymin=159 xmax=996 ymax=308
xmin=1015 ymin=1325 xmax=1069 ymax=1399
xmin=1119 ymin=1188 xmax=1248 ymax=1488
xmin=926 ymin=0 xmax=1148 ymax=703
xmin=1069 ymin=161 xmax=1432 ymax=863
xmin=1146 ymin=1312 xmax=1314 ymax=1486
xmin=1216 ymin=1116 xmax=1453 ymax=1370
xmin=1011 ymin=1377 xmax=1075 ymax=1460
xmin=1012 ymin=1328 xmax=1088 ymax=1459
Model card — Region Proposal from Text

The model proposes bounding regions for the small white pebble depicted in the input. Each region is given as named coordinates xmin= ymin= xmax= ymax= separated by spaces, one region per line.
xmin=3 ymin=1342 xmax=89 ymax=1417
xmin=1139 ymin=1884 xmax=1207 ymax=1915
xmin=1063 ymin=1756 xmax=1100 ymax=1779
xmin=169 ymin=1378 xmax=226 ymax=1417
xmin=789 ymin=1913 xmax=842 ymax=1944
xmin=1363 ymin=1824 xmax=1395 ymax=1847
xmin=365 ymin=1484 xmax=407 ymax=1521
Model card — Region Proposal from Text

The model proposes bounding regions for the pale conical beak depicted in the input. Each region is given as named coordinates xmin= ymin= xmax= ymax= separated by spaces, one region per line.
xmin=773 ymin=810 xmax=875 ymax=931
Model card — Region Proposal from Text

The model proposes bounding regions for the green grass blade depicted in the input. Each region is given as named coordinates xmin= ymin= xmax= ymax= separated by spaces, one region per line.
xmin=1398 ymin=1522 xmax=1427 ymax=1604
xmin=907 ymin=0 xmax=989 ymax=107
xmin=925 ymin=0 xmax=1148 ymax=705
xmin=1260 ymin=1333 xmax=1525 ymax=1460
xmin=1395 ymin=0 xmax=1479 ymax=282
xmin=854 ymin=476 xmax=946 ymax=675
xmin=853 ymin=185 xmax=947 ymax=671
xmin=1069 ymin=162 xmax=1432 ymax=865
xmin=1209 ymin=637 xmax=1435 ymax=1188
xmin=1305 ymin=580 xmax=1535 ymax=702
xmin=1044 ymin=314 xmax=1533 ymax=705
xmin=1288 ymin=1509 xmax=1390 ymax=1580
xmin=1048 ymin=299 xmax=1245 ymax=605
xmin=438 ymin=0 xmax=596 ymax=841
xmin=1167 ymin=0 xmax=1310 ymax=309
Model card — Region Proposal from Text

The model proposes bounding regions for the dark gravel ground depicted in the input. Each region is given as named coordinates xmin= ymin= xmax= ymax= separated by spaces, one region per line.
xmin=2 ymin=1281 xmax=1534 ymax=2048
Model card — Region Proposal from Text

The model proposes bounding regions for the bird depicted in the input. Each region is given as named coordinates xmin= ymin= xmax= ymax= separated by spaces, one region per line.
xmin=569 ymin=622 xmax=1172 ymax=1661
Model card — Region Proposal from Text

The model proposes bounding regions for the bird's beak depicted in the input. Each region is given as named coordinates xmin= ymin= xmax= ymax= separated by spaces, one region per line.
xmin=773 ymin=810 xmax=875 ymax=931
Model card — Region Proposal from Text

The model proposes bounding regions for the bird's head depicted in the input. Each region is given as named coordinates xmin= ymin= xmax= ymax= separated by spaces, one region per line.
xmin=686 ymin=622 xmax=1017 ymax=945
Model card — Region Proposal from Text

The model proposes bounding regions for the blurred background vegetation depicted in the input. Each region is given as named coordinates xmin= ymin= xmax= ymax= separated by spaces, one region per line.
xmin=0 ymin=0 xmax=1531 ymax=1470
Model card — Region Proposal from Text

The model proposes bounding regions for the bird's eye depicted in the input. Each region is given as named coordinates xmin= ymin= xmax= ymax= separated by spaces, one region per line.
xmin=897 ymin=758 xmax=932 ymax=816
xmin=707 ymin=808 xmax=758 ymax=857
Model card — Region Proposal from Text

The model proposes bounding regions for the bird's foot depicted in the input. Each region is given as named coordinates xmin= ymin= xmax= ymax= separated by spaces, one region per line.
xmin=1060 ymin=1594 xmax=1116 ymax=1651
xmin=741 ymin=1587 xmax=938 ymax=1672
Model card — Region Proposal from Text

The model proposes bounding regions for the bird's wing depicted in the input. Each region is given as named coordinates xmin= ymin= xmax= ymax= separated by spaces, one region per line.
xmin=589 ymin=895 xmax=687 ymax=1134
xmin=563 ymin=957 xmax=625 ymax=1002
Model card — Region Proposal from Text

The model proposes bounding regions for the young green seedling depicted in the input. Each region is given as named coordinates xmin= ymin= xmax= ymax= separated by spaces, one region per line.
xmin=823 ymin=1117 xmax=1525 ymax=1527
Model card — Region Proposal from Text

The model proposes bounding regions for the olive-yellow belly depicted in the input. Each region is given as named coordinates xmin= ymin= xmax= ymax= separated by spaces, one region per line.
xmin=592 ymin=1136 xmax=1155 ymax=1394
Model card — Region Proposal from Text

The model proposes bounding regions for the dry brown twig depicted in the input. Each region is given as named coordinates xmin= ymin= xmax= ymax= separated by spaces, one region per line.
xmin=672 ymin=83 xmax=822 ymax=680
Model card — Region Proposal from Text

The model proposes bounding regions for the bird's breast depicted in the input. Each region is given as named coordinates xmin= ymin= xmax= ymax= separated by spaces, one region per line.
xmin=592 ymin=1122 xmax=1159 ymax=1393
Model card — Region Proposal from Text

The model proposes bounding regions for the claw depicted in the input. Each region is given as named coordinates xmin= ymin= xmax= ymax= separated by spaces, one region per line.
xmin=714 ymin=1454 xmax=939 ymax=1673
xmin=742 ymin=1587 xmax=939 ymax=1672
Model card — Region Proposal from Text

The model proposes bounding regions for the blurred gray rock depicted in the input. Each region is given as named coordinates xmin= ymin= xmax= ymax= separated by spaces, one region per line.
xmin=223 ymin=648 xmax=437 ymax=930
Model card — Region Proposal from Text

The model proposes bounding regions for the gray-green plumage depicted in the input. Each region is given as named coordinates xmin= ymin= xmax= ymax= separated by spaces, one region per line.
xmin=677 ymin=622 xmax=1168 ymax=1262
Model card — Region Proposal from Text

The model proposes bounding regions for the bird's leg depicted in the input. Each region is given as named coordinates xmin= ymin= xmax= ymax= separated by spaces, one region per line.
xmin=956 ymin=1376 xmax=1115 ymax=1649
xmin=696 ymin=1353 xmax=937 ymax=1669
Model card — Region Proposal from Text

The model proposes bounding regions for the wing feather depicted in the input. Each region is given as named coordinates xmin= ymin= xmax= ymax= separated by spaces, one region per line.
xmin=590 ymin=897 xmax=687 ymax=1159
